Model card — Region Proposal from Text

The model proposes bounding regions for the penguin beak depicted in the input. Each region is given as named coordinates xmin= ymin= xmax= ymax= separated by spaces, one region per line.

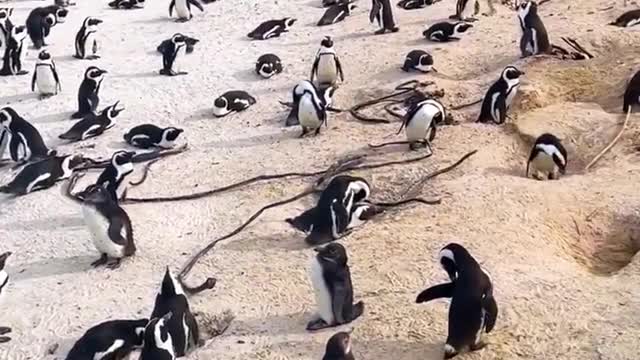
xmin=96 ymin=19 xmax=103 ymax=24
xmin=99 ymin=69 xmax=108 ymax=75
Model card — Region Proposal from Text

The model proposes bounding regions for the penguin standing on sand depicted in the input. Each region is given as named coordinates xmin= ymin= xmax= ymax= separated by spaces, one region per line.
xmin=285 ymin=80 xmax=332 ymax=127
xmin=72 ymin=66 xmax=107 ymax=119
xmin=124 ymin=124 xmax=183 ymax=149
xmin=477 ymin=66 xmax=523 ymax=124
xmin=318 ymin=2 xmax=358 ymax=26
xmin=212 ymin=90 xmax=256 ymax=117
xmin=451 ymin=0 xmax=478 ymax=22
xmin=402 ymin=50 xmax=434 ymax=73
xmin=248 ymin=18 xmax=297 ymax=40
xmin=169 ymin=0 xmax=204 ymax=22
xmin=66 ymin=318 xmax=148 ymax=360
xmin=323 ymin=332 xmax=355 ymax=360
xmin=308 ymin=242 xmax=364 ymax=331
xmin=140 ymin=312 xmax=175 ymax=360
xmin=59 ymin=102 xmax=124 ymax=142
xmin=32 ymin=50 xmax=61 ymax=99
xmin=0 ymin=107 xmax=54 ymax=163
xmin=296 ymin=81 xmax=332 ymax=137
xmin=397 ymin=98 xmax=445 ymax=151
xmin=311 ymin=36 xmax=345 ymax=90
xmin=74 ymin=16 xmax=102 ymax=60
xmin=0 ymin=25 xmax=28 ymax=76
xmin=370 ymin=0 xmax=399 ymax=34
xmin=26 ymin=5 xmax=68 ymax=49
xmin=0 ymin=252 xmax=11 ymax=343
xmin=0 ymin=155 xmax=83 ymax=195
xmin=609 ymin=9 xmax=640 ymax=27
xmin=623 ymin=69 xmax=640 ymax=113
xmin=0 ymin=8 xmax=13 ymax=58
xmin=255 ymin=53 xmax=283 ymax=79
xmin=95 ymin=150 xmax=134 ymax=202
xmin=158 ymin=33 xmax=199 ymax=76
xmin=526 ymin=133 xmax=567 ymax=180
xmin=517 ymin=0 xmax=550 ymax=57
xmin=416 ymin=243 xmax=498 ymax=359
xmin=424 ymin=21 xmax=472 ymax=42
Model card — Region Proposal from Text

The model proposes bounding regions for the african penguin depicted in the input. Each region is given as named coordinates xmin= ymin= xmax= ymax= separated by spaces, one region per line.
xmin=95 ymin=150 xmax=134 ymax=202
xmin=296 ymin=80 xmax=331 ymax=137
xmin=397 ymin=98 xmax=445 ymax=151
xmin=255 ymin=53 xmax=283 ymax=79
xmin=402 ymin=50 xmax=434 ymax=73
xmin=109 ymin=0 xmax=145 ymax=9
xmin=0 ymin=155 xmax=83 ymax=195
xmin=311 ymin=36 xmax=345 ymax=90
xmin=308 ymin=242 xmax=364 ymax=331
xmin=285 ymin=80 xmax=332 ymax=127
xmin=318 ymin=2 xmax=358 ymax=26
xmin=451 ymin=0 xmax=478 ymax=22
xmin=397 ymin=0 xmax=439 ymax=10
xmin=416 ymin=243 xmax=498 ymax=359
xmin=517 ymin=0 xmax=550 ymax=57
xmin=65 ymin=318 xmax=148 ymax=360
xmin=56 ymin=0 xmax=77 ymax=6
xmin=247 ymin=18 xmax=297 ymax=40
xmin=32 ymin=50 xmax=61 ymax=99
xmin=169 ymin=0 xmax=204 ymax=22
xmin=623 ymin=69 xmax=640 ymax=113
xmin=74 ymin=16 xmax=102 ymax=60
xmin=0 ymin=252 xmax=11 ymax=343
xmin=212 ymin=90 xmax=257 ymax=117
xmin=323 ymin=0 xmax=338 ymax=6
xmin=25 ymin=5 xmax=68 ymax=49
xmin=72 ymin=66 xmax=107 ymax=119
xmin=526 ymin=133 xmax=567 ymax=180
xmin=158 ymin=33 xmax=199 ymax=76
xmin=150 ymin=267 xmax=201 ymax=357
xmin=370 ymin=0 xmax=399 ymax=34
xmin=423 ymin=21 xmax=472 ymax=42
xmin=0 ymin=126 xmax=9 ymax=161
xmin=0 ymin=107 xmax=55 ymax=163
xmin=140 ymin=312 xmax=176 ymax=360
xmin=610 ymin=9 xmax=640 ymax=27
xmin=124 ymin=124 xmax=183 ymax=149
xmin=0 ymin=25 xmax=28 ymax=76
xmin=0 ymin=8 xmax=13 ymax=58
xmin=323 ymin=331 xmax=355 ymax=360
xmin=477 ymin=66 xmax=523 ymax=124
xmin=59 ymin=102 xmax=124 ymax=142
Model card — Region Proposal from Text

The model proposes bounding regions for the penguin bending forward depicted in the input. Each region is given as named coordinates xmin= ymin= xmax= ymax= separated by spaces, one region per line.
xmin=255 ymin=53 xmax=283 ymax=79
xmin=397 ymin=98 xmax=445 ymax=151
xmin=285 ymin=80 xmax=335 ymax=127
xmin=66 ymin=318 xmax=148 ymax=360
xmin=323 ymin=331 xmax=355 ymax=360
xmin=74 ymin=16 xmax=102 ymax=60
xmin=0 ymin=25 xmax=28 ymax=76
xmin=169 ymin=0 xmax=204 ymax=22
xmin=526 ymin=133 xmax=567 ymax=180
xmin=370 ymin=0 xmax=399 ymax=34
xmin=477 ymin=66 xmax=523 ymax=124
xmin=308 ymin=243 xmax=364 ymax=331
xmin=296 ymin=80 xmax=333 ymax=137
xmin=25 ymin=5 xmax=68 ymax=49
xmin=311 ymin=36 xmax=344 ymax=90
xmin=32 ymin=50 xmax=61 ymax=99
xmin=610 ymin=9 xmax=640 ymax=27
xmin=402 ymin=50 xmax=433 ymax=73
xmin=0 ymin=155 xmax=83 ymax=195
xmin=140 ymin=312 xmax=175 ymax=360
xmin=124 ymin=124 xmax=184 ymax=149
xmin=416 ymin=243 xmax=498 ymax=359
xmin=0 ymin=252 xmax=12 ymax=343
xmin=158 ymin=33 xmax=199 ymax=76
xmin=318 ymin=2 xmax=358 ymax=26
xmin=95 ymin=150 xmax=134 ymax=202
xmin=248 ymin=18 xmax=297 ymax=40
xmin=423 ymin=21 xmax=472 ymax=42
xmin=212 ymin=90 xmax=256 ymax=117
xmin=0 ymin=107 xmax=55 ymax=163
xmin=517 ymin=0 xmax=550 ymax=57
xmin=59 ymin=102 xmax=124 ymax=142
xmin=72 ymin=66 xmax=107 ymax=119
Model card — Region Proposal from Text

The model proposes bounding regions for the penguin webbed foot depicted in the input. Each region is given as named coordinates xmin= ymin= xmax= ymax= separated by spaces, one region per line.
xmin=91 ymin=254 xmax=109 ymax=267
xmin=106 ymin=258 xmax=122 ymax=270
xmin=306 ymin=318 xmax=331 ymax=331
xmin=374 ymin=28 xmax=386 ymax=35
xmin=470 ymin=341 xmax=487 ymax=352
xmin=0 ymin=327 xmax=11 ymax=335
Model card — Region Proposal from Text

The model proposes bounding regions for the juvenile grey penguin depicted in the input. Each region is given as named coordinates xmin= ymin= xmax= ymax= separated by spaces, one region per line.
xmin=623 ymin=69 xmax=640 ymax=113
xmin=74 ymin=16 xmax=102 ymax=60
xmin=416 ymin=243 xmax=498 ymax=359
xmin=65 ymin=318 xmax=148 ymax=360
xmin=247 ymin=18 xmax=297 ymax=40
xmin=95 ymin=150 xmax=134 ymax=202
xmin=402 ymin=50 xmax=434 ymax=73
xmin=317 ymin=2 xmax=358 ymax=26
xmin=140 ymin=312 xmax=175 ymax=360
xmin=59 ymin=102 xmax=124 ymax=142
xmin=477 ymin=66 xmax=523 ymax=124
xmin=0 ymin=107 xmax=55 ymax=163
xmin=0 ymin=25 xmax=28 ymax=76
xmin=255 ymin=53 xmax=283 ymax=79
xmin=72 ymin=66 xmax=107 ymax=119
xmin=311 ymin=36 xmax=345 ymax=90
xmin=397 ymin=98 xmax=445 ymax=151
xmin=451 ymin=0 xmax=478 ymax=22
xmin=32 ymin=50 xmax=61 ymax=98
xmin=212 ymin=90 xmax=257 ymax=117
xmin=609 ymin=9 xmax=640 ymax=27
xmin=423 ymin=21 xmax=472 ymax=42
xmin=517 ymin=0 xmax=550 ymax=57
xmin=0 ymin=155 xmax=83 ymax=195
xmin=169 ymin=0 xmax=204 ymax=22
xmin=0 ymin=251 xmax=12 ymax=343
xmin=25 ymin=5 xmax=68 ymax=49
xmin=526 ymin=133 xmax=567 ymax=180
xmin=323 ymin=331 xmax=355 ymax=360
xmin=158 ymin=33 xmax=199 ymax=76
xmin=308 ymin=242 xmax=364 ymax=331
xmin=370 ymin=0 xmax=399 ymax=34
xmin=124 ymin=124 xmax=183 ymax=149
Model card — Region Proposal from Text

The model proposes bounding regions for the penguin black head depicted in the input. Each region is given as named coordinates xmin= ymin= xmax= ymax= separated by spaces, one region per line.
xmin=321 ymin=36 xmax=334 ymax=49
xmin=160 ymin=267 xmax=185 ymax=296
xmin=38 ymin=50 xmax=52 ymax=61
xmin=346 ymin=3 xmax=357 ymax=13
xmin=0 ymin=107 xmax=19 ymax=127
xmin=0 ymin=251 xmax=11 ymax=271
xmin=502 ymin=66 xmax=524 ymax=81
xmin=283 ymin=17 xmax=297 ymax=28
xmin=112 ymin=150 xmax=134 ymax=167
xmin=62 ymin=154 xmax=87 ymax=172
xmin=84 ymin=16 xmax=103 ymax=27
xmin=184 ymin=36 xmax=199 ymax=53
xmin=314 ymin=242 xmax=348 ymax=267
xmin=439 ymin=243 xmax=479 ymax=280
xmin=55 ymin=8 xmax=68 ymax=23
xmin=453 ymin=22 xmax=473 ymax=34
xmin=323 ymin=331 xmax=355 ymax=360
xmin=85 ymin=66 xmax=108 ymax=81
xmin=213 ymin=96 xmax=228 ymax=109
xmin=105 ymin=101 xmax=125 ymax=119
xmin=0 ymin=8 xmax=12 ymax=20
xmin=132 ymin=318 xmax=150 ymax=347
xmin=163 ymin=127 xmax=183 ymax=141
xmin=143 ymin=311 xmax=175 ymax=359
xmin=294 ymin=80 xmax=316 ymax=97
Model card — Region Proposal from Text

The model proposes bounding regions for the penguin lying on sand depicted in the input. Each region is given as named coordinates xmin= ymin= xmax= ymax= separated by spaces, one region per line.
xmin=323 ymin=331 xmax=355 ymax=360
xmin=477 ymin=66 xmax=523 ymax=124
xmin=212 ymin=90 xmax=256 ymax=117
xmin=255 ymin=53 xmax=283 ymax=79
xmin=0 ymin=155 xmax=84 ymax=195
xmin=140 ymin=312 xmax=175 ymax=360
xmin=308 ymin=243 xmax=364 ymax=331
xmin=318 ymin=2 xmax=357 ymax=26
xmin=124 ymin=124 xmax=184 ymax=149
xmin=609 ymin=9 xmax=640 ymax=27
xmin=526 ymin=133 xmax=567 ymax=180
xmin=32 ymin=50 xmax=61 ymax=99
xmin=402 ymin=50 xmax=433 ymax=73
xmin=60 ymin=102 xmax=124 ymax=142
xmin=0 ymin=107 xmax=55 ymax=163
xmin=424 ymin=21 xmax=472 ymax=42
xmin=397 ymin=0 xmax=439 ymax=10
xmin=66 ymin=318 xmax=148 ymax=360
xmin=248 ymin=18 xmax=297 ymax=40
xmin=0 ymin=251 xmax=12 ymax=343
xmin=416 ymin=243 xmax=498 ymax=359
xmin=109 ymin=0 xmax=146 ymax=8
xmin=158 ymin=33 xmax=199 ymax=76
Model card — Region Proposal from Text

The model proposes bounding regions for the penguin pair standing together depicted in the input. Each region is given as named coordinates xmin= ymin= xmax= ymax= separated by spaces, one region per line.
xmin=169 ymin=0 xmax=204 ymax=22
xmin=158 ymin=33 xmax=199 ymax=76
xmin=0 ymin=107 xmax=55 ymax=164
xmin=370 ymin=0 xmax=399 ymax=34
xmin=73 ymin=66 xmax=107 ymax=119
xmin=25 ymin=5 xmax=68 ymax=49
xmin=0 ymin=251 xmax=11 ymax=343
xmin=248 ymin=18 xmax=297 ymax=40
xmin=398 ymin=98 xmax=446 ymax=151
xmin=60 ymin=102 xmax=124 ymax=142
xmin=477 ymin=66 xmax=523 ymax=124
xmin=0 ymin=24 xmax=28 ymax=76
xmin=32 ymin=50 xmax=61 ymax=98
xmin=416 ymin=243 xmax=498 ymax=359
xmin=125 ymin=124 xmax=184 ymax=149
xmin=74 ymin=17 xmax=102 ymax=60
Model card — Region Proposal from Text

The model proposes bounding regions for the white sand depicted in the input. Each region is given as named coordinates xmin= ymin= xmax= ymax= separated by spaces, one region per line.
xmin=1 ymin=0 xmax=640 ymax=359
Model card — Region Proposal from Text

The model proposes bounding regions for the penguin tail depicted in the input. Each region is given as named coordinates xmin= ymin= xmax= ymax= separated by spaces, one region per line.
xmin=350 ymin=301 xmax=364 ymax=322
xmin=70 ymin=112 xmax=84 ymax=119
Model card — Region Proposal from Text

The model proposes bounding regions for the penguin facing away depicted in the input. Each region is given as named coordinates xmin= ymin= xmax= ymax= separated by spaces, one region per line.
xmin=0 ymin=155 xmax=83 ymax=195
xmin=477 ymin=66 xmax=523 ymax=124
xmin=402 ymin=50 xmax=434 ymax=73
xmin=318 ymin=2 xmax=358 ymax=26
xmin=124 ymin=124 xmax=184 ymax=149
xmin=212 ymin=90 xmax=257 ymax=117
xmin=59 ymin=102 xmax=124 ymax=142
xmin=0 ymin=107 xmax=55 ymax=163
xmin=370 ymin=0 xmax=399 ymax=34
xmin=323 ymin=331 xmax=355 ymax=360
xmin=169 ymin=0 xmax=204 ymax=22
xmin=32 ymin=50 xmax=61 ymax=99
xmin=95 ymin=150 xmax=134 ymax=202
xmin=416 ymin=243 xmax=498 ymax=359
xmin=424 ymin=21 xmax=472 ymax=42
xmin=255 ymin=53 xmax=283 ymax=79
xmin=0 ymin=251 xmax=12 ymax=343
xmin=74 ymin=16 xmax=102 ymax=60
xmin=158 ymin=33 xmax=199 ymax=76
xmin=140 ymin=312 xmax=175 ymax=360
xmin=609 ymin=9 xmax=640 ymax=27
xmin=397 ymin=98 xmax=445 ymax=151
xmin=517 ymin=0 xmax=550 ymax=57
xmin=0 ymin=25 xmax=28 ymax=76
xmin=526 ymin=133 xmax=567 ymax=180
xmin=72 ymin=66 xmax=107 ymax=119
xmin=307 ymin=242 xmax=364 ymax=331
xmin=65 ymin=318 xmax=148 ymax=360
xmin=623 ymin=69 xmax=640 ymax=113
xmin=311 ymin=36 xmax=345 ymax=90
xmin=25 ymin=5 xmax=68 ymax=49
xmin=248 ymin=18 xmax=297 ymax=40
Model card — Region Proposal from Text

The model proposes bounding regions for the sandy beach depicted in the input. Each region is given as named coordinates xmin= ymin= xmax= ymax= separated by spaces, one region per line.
xmin=1 ymin=0 xmax=640 ymax=359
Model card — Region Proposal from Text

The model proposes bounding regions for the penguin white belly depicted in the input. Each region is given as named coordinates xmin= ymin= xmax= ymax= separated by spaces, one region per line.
xmin=182 ymin=314 xmax=190 ymax=354
xmin=309 ymin=257 xmax=334 ymax=324
xmin=17 ymin=133 xmax=31 ymax=161
xmin=529 ymin=152 xmax=557 ymax=179
xmin=531 ymin=28 xmax=538 ymax=54
xmin=175 ymin=0 xmax=190 ymax=19
xmin=82 ymin=205 xmax=125 ymax=258
xmin=627 ymin=19 xmax=640 ymax=27
xmin=505 ymin=84 xmax=519 ymax=109
xmin=0 ymin=271 xmax=8 ymax=305
xmin=84 ymin=31 xmax=97 ymax=57
xmin=298 ymin=97 xmax=322 ymax=129
xmin=36 ymin=66 xmax=57 ymax=94
xmin=475 ymin=308 xmax=485 ymax=344
xmin=316 ymin=57 xmax=337 ymax=85
xmin=174 ymin=46 xmax=186 ymax=73
xmin=460 ymin=0 xmax=474 ymax=18
xmin=406 ymin=106 xmax=437 ymax=142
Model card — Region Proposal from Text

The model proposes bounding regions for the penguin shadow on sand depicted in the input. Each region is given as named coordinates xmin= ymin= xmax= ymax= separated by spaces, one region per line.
xmin=0 ymin=93 xmax=38 ymax=105
xmin=231 ymin=311 xmax=314 ymax=337
xmin=0 ymin=214 xmax=85 ymax=231
xmin=222 ymin=229 xmax=308 ymax=252
xmin=203 ymin=129 xmax=299 ymax=149
xmin=136 ymin=16 xmax=169 ymax=24
xmin=111 ymin=71 xmax=158 ymax=79
xmin=9 ymin=255 xmax=96 ymax=282
xmin=30 ymin=110 xmax=76 ymax=124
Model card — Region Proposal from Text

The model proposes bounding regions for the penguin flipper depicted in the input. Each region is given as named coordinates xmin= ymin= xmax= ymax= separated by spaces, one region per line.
xmin=185 ymin=312 xmax=201 ymax=350
xmin=31 ymin=68 xmax=36 ymax=92
xmin=189 ymin=0 xmax=204 ymax=12
xmin=415 ymin=282 xmax=454 ymax=303
xmin=483 ymin=295 xmax=498 ymax=333
xmin=169 ymin=0 xmax=175 ymax=16
xmin=285 ymin=207 xmax=316 ymax=233
xmin=369 ymin=1 xmax=382 ymax=23
xmin=310 ymin=56 xmax=319 ymax=83
xmin=335 ymin=56 xmax=344 ymax=82
xmin=107 ymin=218 xmax=128 ymax=246
xmin=495 ymin=94 xmax=506 ymax=124
xmin=8 ymin=135 xmax=19 ymax=162
xmin=331 ymin=280 xmax=349 ymax=324
xmin=52 ymin=64 xmax=61 ymax=92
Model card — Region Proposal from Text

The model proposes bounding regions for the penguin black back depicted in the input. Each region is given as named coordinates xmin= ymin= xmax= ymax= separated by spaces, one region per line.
xmin=247 ymin=18 xmax=297 ymax=40
xmin=65 ymin=318 xmax=148 ymax=360
xmin=95 ymin=150 xmax=134 ymax=202
xmin=0 ymin=155 xmax=83 ymax=195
